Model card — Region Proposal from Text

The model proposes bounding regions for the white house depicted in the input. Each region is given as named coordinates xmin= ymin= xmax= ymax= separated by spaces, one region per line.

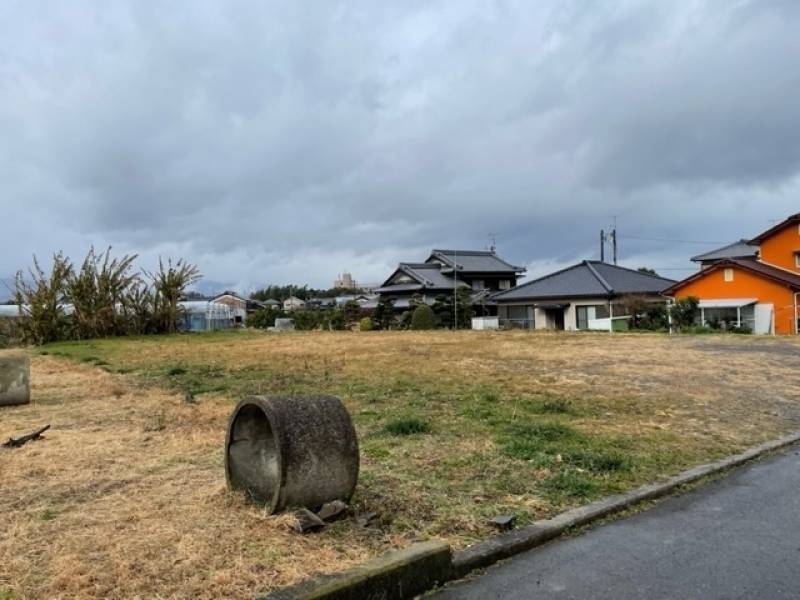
xmin=283 ymin=296 xmax=306 ymax=311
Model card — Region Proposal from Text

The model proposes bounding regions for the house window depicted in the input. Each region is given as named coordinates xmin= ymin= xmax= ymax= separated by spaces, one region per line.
xmin=501 ymin=305 xmax=534 ymax=329
xmin=575 ymin=304 xmax=611 ymax=330
xmin=472 ymin=280 xmax=485 ymax=290
xmin=498 ymin=280 xmax=511 ymax=290
xmin=724 ymin=268 xmax=734 ymax=282
xmin=795 ymin=253 xmax=800 ymax=268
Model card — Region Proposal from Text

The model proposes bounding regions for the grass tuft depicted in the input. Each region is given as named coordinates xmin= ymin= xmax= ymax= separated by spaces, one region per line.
xmin=384 ymin=417 xmax=431 ymax=436
xmin=542 ymin=470 xmax=597 ymax=500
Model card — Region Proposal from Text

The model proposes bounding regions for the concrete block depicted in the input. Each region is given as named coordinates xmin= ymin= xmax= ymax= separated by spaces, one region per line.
xmin=260 ymin=540 xmax=452 ymax=600
xmin=0 ymin=354 xmax=30 ymax=407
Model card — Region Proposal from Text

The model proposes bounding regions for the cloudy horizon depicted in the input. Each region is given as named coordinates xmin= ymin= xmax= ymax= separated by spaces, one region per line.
xmin=2 ymin=0 xmax=799 ymax=296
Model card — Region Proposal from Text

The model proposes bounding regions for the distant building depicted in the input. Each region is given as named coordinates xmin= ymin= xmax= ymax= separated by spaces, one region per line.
xmin=376 ymin=248 xmax=526 ymax=313
xmin=334 ymin=272 xmax=356 ymax=289
xmin=283 ymin=296 xmax=306 ymax=311
xmin=492 ymin=261 xmax=674 ymax=331
xmin=212 ymin=292 xmax=248 ymax=325
xmin=690 ymin=239 xmax=758 ymax=269
xmin=667 ymin=212 xmax=800 ymax=335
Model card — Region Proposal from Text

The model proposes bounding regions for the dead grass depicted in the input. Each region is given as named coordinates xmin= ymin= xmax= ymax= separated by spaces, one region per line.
xmin=0 ymin=357 xmax=385 ymax=600
xmin=3 ymin=330 xmax=800 ymax=598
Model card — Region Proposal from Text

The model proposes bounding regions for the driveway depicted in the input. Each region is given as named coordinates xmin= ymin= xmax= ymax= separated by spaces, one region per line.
xmin=431 ymin=446 xmax=800 ymax=599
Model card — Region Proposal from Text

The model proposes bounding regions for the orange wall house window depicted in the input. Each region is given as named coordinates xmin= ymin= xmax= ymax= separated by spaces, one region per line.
xmin=759 ymin=223 xmax=800 ymax=271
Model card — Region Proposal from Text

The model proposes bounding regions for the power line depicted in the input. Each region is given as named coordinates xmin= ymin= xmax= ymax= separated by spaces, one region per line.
xmin=620 ymin=235 xmax=728 ymax=245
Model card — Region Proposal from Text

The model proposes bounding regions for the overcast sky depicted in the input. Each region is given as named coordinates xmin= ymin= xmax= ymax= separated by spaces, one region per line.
xmin=1 ymin=0 xmax=799 ymax=295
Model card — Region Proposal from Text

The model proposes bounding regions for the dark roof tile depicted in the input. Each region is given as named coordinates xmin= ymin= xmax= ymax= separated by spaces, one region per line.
xmin=492 ymin=261 xmax=675 ymax=301
xmin=428 ymin=249 xmax=526 ymax=273
xmin=691 ymin=239 xmax=758 ymax=262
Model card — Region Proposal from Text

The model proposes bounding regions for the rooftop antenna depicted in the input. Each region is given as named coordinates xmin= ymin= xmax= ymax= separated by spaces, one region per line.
xmin=487 ymin=233 xmax=500 ymax=253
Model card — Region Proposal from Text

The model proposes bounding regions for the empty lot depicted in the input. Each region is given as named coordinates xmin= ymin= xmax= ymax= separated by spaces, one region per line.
xmin=2 ymin=330 xmax=800 ymax=598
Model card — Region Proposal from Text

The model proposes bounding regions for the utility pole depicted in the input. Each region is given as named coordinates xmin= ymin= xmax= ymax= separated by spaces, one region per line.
xmin=609 ymin=215 xmax=618 ymax=265
xmin=612 ymin=229 xmax=618 ymax=265
xmin=600 ymin=229 xmax=605 ymax=262
xmin=453 ymin=250 xmax=458 ymax=330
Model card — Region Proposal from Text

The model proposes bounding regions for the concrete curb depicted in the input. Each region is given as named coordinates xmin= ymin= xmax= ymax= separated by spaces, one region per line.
xmin=259 ymin=540 xmax=451 ymax=600
xmin=258 ymin=431 xmax=800 ymax=599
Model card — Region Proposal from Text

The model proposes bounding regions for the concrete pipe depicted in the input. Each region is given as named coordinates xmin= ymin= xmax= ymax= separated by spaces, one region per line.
xmin=0 ymin=354 xmax=30 ymax=407
xmin=225 ymin=395 xmax=359 ymax=513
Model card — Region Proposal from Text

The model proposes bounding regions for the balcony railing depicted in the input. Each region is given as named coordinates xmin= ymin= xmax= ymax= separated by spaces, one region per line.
xmin=499 ymin=318 xmax=535 ymax=330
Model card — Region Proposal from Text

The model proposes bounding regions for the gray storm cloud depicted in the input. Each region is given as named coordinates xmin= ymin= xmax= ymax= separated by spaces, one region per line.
xmin=1 ymin=0 xmax=798 ymax=294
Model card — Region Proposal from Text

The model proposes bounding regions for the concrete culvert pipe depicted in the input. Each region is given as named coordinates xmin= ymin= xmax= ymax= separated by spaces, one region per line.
xmin=225 ymin=395 xmax=359 ymax=513
xmin=0 ymin=354 xmax=30 ymax=407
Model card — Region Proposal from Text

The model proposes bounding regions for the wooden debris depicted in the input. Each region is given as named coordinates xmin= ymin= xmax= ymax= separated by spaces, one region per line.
xmin=3 ymin=424 xmax=51 ymax=448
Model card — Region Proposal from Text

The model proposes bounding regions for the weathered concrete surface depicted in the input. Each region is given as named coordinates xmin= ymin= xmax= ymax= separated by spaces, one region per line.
xmin=260 ymin=540 xmax=452 ymax=600
xmin=0 ymin=354 xmax=30 ymax=406
xmin=225 ymin=395 xmax=359 ymax=513
xmin=432 ymin=446 xmax=800 ymax=599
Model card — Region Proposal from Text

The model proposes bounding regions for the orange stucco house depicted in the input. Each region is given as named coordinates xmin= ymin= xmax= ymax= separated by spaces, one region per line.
xmin=666 ymin=213 xmax=800 ymax=335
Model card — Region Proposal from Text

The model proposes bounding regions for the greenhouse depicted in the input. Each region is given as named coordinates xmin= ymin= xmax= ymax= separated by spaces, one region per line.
xmin=179 ymin=301 xmax=234 ymax=332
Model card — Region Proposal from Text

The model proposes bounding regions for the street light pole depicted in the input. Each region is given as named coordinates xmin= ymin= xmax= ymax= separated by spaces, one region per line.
xmin=453 ymin=250 xmax=458 ymax=330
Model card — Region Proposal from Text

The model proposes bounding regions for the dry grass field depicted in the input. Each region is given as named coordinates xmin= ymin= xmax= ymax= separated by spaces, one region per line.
xmin=2 ymin=330 xmax=800 ymax=599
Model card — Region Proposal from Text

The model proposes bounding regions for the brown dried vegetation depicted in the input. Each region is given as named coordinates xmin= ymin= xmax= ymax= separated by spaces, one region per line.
xmin=2 ymin=330 xmax=800 ymax=598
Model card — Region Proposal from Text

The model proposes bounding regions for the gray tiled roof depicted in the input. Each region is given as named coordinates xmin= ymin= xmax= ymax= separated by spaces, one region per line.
xmin=379 ymin=263 xmax=470 ymax=292
xmin=492 ymin=261 xmax=676 ymax=301
xmin=691 ymin=239 xmax=758 ymax=262
xmin=402 ymin=263 xmax=463 ymax=288
xmin=428 ymin=249 xmax=525 ymax=273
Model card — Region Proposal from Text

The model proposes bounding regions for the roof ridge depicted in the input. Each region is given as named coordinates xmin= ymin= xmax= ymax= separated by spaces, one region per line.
xmin=432 ymin=249 xmax=494 ymax=256
xmin=587 ymin=260 xmax=676 ymax=282
xmin=584 ymin=261 xmax=614 ymax=293
xmin=401 ymin=262 xmax=439 ymax=268
xmin=749 ymin=213 xmax=800 ymax=244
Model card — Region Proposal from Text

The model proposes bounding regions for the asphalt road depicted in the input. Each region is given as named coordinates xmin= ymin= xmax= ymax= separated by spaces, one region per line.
xmin=432 ymin=446 xmax=800 ymax=599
